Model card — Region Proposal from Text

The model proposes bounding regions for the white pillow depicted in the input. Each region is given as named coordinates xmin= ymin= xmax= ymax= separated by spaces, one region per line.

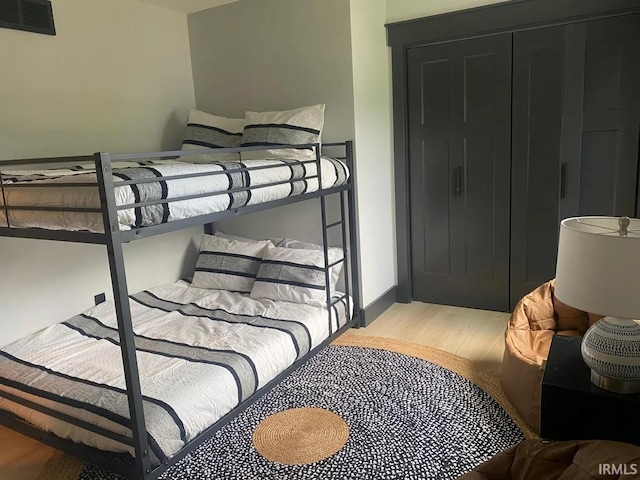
xmin=240 ymin=104 xmax=325 ymax=160
xmin=276 ymin=238 xmax=343 ymax=295
xmin=192 ymin=235 xmax=270 ymax=293
xmin=181 ymin=109 xmax=245 ymax=162
xmin=214 ymin=230 xmax=282 ymax=246
xmin=250 ymin=244 xmax=328 ymax=306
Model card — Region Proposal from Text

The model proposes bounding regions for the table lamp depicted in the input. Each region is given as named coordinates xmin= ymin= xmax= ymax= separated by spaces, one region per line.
xmin=555 ymin=216 xmax=640 ymax=394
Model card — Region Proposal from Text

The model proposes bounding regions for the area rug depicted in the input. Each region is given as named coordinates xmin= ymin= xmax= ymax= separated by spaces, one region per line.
xmin=39 ymin=334 xmax=533 ymax=480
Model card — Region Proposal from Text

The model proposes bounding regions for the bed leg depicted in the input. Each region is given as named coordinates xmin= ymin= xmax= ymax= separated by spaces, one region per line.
xmin=345 ymin=141 xmax=363 ymax=328
xmin=96 ymin=152 xmax=153 ymax=479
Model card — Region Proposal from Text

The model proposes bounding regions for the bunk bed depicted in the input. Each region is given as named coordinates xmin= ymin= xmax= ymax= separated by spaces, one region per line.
xmin=0 ymin=141 xmax=361 ymax=480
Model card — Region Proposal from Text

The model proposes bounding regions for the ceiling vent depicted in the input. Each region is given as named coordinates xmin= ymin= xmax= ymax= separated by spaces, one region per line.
xmin=0 ymin=0 xmax=55 ymax=36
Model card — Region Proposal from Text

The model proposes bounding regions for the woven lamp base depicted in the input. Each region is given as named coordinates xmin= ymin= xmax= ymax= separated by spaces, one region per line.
xmin=252 ymin=407 xmax=349 ymax=465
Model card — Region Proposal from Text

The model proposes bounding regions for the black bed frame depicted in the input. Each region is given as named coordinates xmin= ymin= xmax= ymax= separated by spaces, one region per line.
xmin=0 ymin=141 xmax=362 ymax=480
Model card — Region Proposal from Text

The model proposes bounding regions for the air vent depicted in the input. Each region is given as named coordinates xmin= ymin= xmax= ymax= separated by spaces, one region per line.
xmin=0 ymin=0 xmax=55 ymax=36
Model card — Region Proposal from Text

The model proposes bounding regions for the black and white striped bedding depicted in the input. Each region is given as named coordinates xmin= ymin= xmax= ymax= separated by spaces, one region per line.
xmin=181 ymin=109 xmax=245 ymax=162
xmin=191 ymin=235 xmax=271 ymax=294
xmin=251 ymin=244 xmax=331 ymax=306
xmin=0 ymin=280 xmax=351 ymax=464
xmin=0 ymin=156 xmax=349 ymax=233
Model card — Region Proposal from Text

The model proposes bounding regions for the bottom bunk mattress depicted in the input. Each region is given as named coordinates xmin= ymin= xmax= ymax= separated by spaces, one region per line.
xmin=0 ymin=280 xmax=351 ymax=464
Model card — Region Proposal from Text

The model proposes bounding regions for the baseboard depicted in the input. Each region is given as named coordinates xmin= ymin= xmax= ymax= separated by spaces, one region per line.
xmin=361 ymin=286 xmax=397 ymax=327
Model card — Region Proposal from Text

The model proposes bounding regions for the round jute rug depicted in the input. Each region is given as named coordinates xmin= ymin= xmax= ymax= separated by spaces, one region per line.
xmin=252 ymin=407 xmax=350 ymax=464
xmin=38 ymin=334 xmax=535 ymax=480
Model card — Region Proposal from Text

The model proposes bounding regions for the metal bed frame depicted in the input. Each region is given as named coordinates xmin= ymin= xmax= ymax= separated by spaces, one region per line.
xmin=0 ymin=141 xmax=362 ymax=480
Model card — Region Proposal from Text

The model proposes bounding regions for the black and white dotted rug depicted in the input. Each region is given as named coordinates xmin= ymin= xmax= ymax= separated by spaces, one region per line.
xmin=79 ymin=346 xmax=525 ymax=480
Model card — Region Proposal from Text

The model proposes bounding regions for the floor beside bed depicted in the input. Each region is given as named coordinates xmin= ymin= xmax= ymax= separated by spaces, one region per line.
xmin=0 ymin=424 xmax=59 ymax=480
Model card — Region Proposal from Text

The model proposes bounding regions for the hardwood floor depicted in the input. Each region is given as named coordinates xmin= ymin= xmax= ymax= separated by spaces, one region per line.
xmin=0 ymin=302 xmax=510 ymax=480
xmin=0 ymin=426 xmax=59 ymax=480
xmin=352 ymin=301 xmax=510 ymax=374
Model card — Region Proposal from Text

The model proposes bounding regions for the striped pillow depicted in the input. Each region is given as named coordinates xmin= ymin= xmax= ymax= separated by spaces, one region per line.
xmin=241 ymin=104 xmax=325 ymax=161
xmin=192 ymin=235 xmax=270 ymax=293
xmin=276 ymin=238 xmax=343 ymax=294
xmin=181 ymin=109 xmax=245 ymax=162
xmin=250 ymin=244 xmax=328 ymax=306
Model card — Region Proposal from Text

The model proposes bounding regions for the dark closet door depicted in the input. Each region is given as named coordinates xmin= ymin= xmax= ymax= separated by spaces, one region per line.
xmin=510 ymin=15 xmax=640 ymax=308
xmin=569 ymin=14 xmax=640 ymax=220
xmin=510 ymin=25 xmax=567 ymax=308
xmin=407 ymin=34 xmax=511 ymax=311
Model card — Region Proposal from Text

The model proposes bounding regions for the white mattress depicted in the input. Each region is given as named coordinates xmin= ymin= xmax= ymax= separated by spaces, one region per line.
xmin=0 ymin=280 xmax=351 ymax=464
xmin=0 ymin=156 xmax=349 ymax=233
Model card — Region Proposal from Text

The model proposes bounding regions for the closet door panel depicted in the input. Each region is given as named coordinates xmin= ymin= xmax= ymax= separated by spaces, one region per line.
xmin=579 ymin=131 xmax=618 ymax=215
xmin=510 ymin=26 xmax=566 ymax=308
xmin=462 ymin=136 xmax=497 ymax=277
xmin=525 ymin=118 xmax=562 ymax=276
xmin=408 ymin=49 xmax=459 ymax=302
xmin=459 ymin=45 xmax=511 ymax=309
xmin=408 ymin=34 xmax=510 ymax=311
xmin=579 ymin=15 xmax=640 ymax=217
xmin=419 ymin=139 xmax=455 ymax=277
xmin=464 ymin=53 xmax=496 ymax=123
xmin=421 ymin=59 xmax=451 ymax=130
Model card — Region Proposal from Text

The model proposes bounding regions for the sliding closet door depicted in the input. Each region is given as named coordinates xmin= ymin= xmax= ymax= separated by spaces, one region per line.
xmin=407 ymin=34 xmax=511 ymax=311
xmin=510 ymin=15 xmax=640 ymax=308
xmin=510 ymin=25 xmax=567 ymax=307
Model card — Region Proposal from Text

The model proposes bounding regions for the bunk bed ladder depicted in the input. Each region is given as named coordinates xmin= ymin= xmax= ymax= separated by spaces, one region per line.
xmin=95 ymin=152 xmax=153 ymax=479
xmin=318 ymin=140 xmax=361 ymax=331
xmin=319 ymin=193 xmax=334 ymax=334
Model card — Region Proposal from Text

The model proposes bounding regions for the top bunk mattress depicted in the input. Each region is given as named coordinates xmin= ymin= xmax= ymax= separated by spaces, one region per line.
xmin=0 ymin=156 xmax=349 ymax=233
xmin=0 ymin=280 xmax=351 ymax=464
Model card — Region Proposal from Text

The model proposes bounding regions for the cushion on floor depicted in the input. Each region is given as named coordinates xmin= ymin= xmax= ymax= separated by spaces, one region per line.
xmin=458 ymin=439 xmax=640 ymax=480
xmin=501 ymin=280 xmax=602 ymax=431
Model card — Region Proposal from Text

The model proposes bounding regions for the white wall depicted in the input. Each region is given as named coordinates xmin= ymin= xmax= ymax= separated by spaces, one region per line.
xmin=0 ymin=0 xmax=199 ymax=347
xmin=386 ymin=0 xmax=509 ymax=23
xmin=188 ymin=0 xmax=397 ymax=309
xmin=188 ymin=0 xmax=355 ymax=142
xmin=187 ymin=0 xmax=359 ymax=287
xmin=350 ymin=0 xmax=396 ymax=303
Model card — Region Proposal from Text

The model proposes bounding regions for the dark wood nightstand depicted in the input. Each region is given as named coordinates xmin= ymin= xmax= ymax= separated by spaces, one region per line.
xmin=540 ymin=335 xmax=640 ymax=446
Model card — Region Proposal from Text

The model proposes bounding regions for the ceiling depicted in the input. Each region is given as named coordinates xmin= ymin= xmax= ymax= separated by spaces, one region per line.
xmin=135 ymin=0 xmax=239 ymax=14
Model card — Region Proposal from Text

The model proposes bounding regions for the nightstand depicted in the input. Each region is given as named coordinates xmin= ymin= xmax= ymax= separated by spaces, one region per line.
xmin=540 ymin=335 xmax=640 ymax=446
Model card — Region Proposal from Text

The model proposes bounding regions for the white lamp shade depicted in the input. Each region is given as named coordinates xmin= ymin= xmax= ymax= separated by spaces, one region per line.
xmin=555 ymin=217 xmax=640 ymax=319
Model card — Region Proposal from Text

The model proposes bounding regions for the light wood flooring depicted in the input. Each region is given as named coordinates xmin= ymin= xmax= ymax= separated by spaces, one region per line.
xmin=351 ymin=301 xmax=510 ymax=375
xmin=0 ymin=302 xmax=510 ymax=480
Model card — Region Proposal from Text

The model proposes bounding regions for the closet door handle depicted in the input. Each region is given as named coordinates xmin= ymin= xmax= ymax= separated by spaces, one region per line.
xmin=455 ymin=166 xmax=465 ymax=197
xmin=560 ymin=163 xmax=567 ymax=199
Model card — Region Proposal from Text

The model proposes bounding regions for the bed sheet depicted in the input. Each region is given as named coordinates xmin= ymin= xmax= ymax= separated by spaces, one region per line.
xmin=0 ymin=280 xmax=351 ymax=464
xmin=0 ymin=157 xmax=349 ymax=233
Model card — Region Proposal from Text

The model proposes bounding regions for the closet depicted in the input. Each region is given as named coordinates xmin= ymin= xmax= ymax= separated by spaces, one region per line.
xmin=389 ymin=1 xmax=640 ymax=311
